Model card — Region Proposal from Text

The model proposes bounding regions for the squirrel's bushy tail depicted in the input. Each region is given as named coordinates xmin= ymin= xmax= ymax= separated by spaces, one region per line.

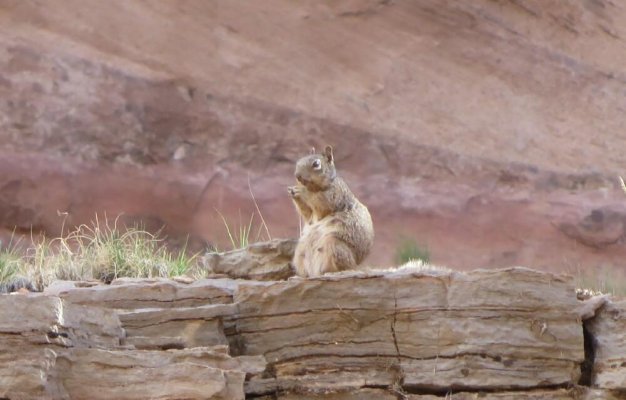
xmin=320 ymin=235 xmax=357 ymax=273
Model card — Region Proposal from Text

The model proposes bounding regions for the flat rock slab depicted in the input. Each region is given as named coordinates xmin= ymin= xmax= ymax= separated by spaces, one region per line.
xmin=257 ymin=388 xmax=621 ymax=399
xmin=0 ymin=294 xmax=124 ymax=400
xmin=203 ymin=238 xmax=297 ymax=280
xmin=234 ymin=267 xmax=584 ymax=394
xmin=51 ymin=347 xmax=265 ymax=400
xmin=46 ymin=279 xmax=241 ymax=350
xmin=45 ymin=278 xmax=236 ymax=309
xmin=585 ymin=299 xmax=626 ymax=389
xmin=0 ymin=345 xmax=59 ymax=400
xmin=118 ymin=303 xmax=238 ymax=349
xmin=0 ymin=294 xmax=123 ymax=347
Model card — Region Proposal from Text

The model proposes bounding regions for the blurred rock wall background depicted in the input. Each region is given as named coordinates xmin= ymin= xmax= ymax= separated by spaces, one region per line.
xmin=2 ymin=0 xmax=626 ymax=270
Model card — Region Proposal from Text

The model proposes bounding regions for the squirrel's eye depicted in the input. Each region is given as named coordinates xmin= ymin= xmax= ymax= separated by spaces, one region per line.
xmin=312 ymin=159 xmax=321 ymax=170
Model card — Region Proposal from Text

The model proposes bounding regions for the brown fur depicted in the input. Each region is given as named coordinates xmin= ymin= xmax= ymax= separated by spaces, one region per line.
xmin=288 ymin=146 xmax=374 ymax=277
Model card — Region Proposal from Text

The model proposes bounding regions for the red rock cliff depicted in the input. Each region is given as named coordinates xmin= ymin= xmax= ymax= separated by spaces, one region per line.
xmin=1 ymin=0 xmax=626 ymax=270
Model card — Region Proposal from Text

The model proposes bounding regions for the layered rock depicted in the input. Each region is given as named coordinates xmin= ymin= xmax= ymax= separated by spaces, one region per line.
xmin=0 ymin=295 xmax=123 ymax=399
xmin=5 ymin=267 xmax=626 ymax=398
xmin=203 ymin=238 xmax=297 ymax=281
xmin=118 ymin=303 xmax=237 ymax=350
xmin=585 ymin=299 xmax=626 ymax=389
xmin=53 ymin=348 xmax=263 ymax=400
xmin=46 ymin=278 xmax=242 ymax=351
xmin=45 ymin=277 xmax=236 ymax=309
xmin=257 ymin=388 xmax=620 ymax=400
xmin=1 ymin=282 xmax=264 ymax=400
xmin=233 ymin=267 xmax=584 ymax=395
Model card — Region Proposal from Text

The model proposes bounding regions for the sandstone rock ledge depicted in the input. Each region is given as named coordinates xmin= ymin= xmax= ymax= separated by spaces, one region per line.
xmin=234 ymin=267 xmax=584 ymax=396
xmin=585 ymin=298 xmax=626 ymax=390
xmin=0 ymin=267 xmax=621 ymax=399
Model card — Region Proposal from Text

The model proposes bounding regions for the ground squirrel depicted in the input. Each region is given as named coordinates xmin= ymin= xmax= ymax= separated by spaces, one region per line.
xmin=288 ymin=145 xmax=374 ymax=277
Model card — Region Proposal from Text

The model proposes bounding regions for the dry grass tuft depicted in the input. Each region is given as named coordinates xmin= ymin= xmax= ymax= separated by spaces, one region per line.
xmin=0 ymin=216 xmax=202 ymax=291
xmin=0 ymin=235 xmax=23 ymax=285
xmin=572 ymin=264 xmax=626 ymax=298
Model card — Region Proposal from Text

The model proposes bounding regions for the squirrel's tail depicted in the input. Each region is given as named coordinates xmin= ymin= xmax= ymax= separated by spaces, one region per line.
xmin=321 ymin=236 xmax=357 ymax=274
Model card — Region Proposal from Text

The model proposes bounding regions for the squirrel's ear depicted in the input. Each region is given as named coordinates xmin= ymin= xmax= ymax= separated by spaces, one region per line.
xmin=309 ymin=147 xmax=316 ymax=155
xmin=323 ymin=145 xmax=334 ymax=163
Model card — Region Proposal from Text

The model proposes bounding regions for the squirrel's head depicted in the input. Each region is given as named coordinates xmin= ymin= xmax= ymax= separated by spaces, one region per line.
xmin=294 ymin=145 xmax=337 ymax=192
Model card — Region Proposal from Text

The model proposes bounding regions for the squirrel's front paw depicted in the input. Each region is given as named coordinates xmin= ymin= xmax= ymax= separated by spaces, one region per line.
xmin=288 ymin=185 xmax=302 ymax=198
